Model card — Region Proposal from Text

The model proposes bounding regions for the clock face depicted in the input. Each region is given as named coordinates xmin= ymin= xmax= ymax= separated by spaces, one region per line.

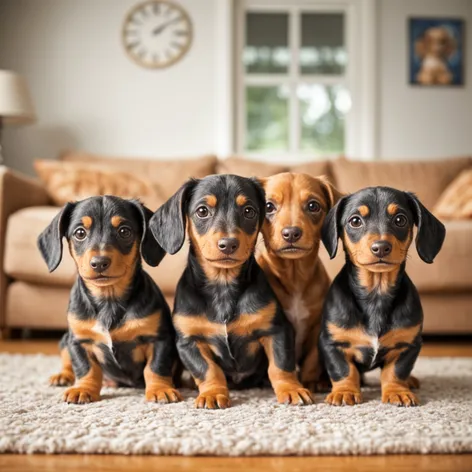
xmin=122 ymin=1 xmax=192 ymax=69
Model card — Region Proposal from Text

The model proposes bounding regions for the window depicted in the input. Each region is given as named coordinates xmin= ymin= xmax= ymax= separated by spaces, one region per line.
xmin=236 ymin=2 xmax=354 ymax=159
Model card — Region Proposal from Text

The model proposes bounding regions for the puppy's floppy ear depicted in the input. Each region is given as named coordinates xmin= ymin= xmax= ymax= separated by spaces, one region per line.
xmin=318 ymin=175 xmax=344 ymax=210
xmin=415 ymin=30 xmax=429 ymax=59
xmin=37 ymin=202 xmax=75 ymax=272
xmin=149 ymin=179 xmax=198 ymax=255
xmin=130 ymin=200 xmax=166 ymax=267
xmin=249 ymin=177 xmax=267 ymax=226
xmin=321 ymin=195 xmax=348 ymax=259
xmin=445 ymin=32 xmax=457 ymax=58
xmin=405 ymin=192 xmax=446 ymax=264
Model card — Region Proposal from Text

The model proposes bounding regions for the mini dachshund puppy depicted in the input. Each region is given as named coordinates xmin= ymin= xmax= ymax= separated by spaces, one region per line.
xmin=150 ymin=175 xmax=313 ymax=409
xmin=320 ymin=187 xmax=446 ymax=407
xmin=257 ymin=173 xmax=342 ymax=391
xmin=38 ymin=196 xmax=181 ymax=404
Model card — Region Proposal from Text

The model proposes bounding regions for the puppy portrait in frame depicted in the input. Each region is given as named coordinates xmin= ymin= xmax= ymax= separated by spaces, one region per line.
xmin=410 ymin=17 xmax=464 ymax=86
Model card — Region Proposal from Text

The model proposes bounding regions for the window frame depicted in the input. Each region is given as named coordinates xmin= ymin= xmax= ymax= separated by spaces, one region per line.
xmin=232 ymin=0 xmax=377 ymax=162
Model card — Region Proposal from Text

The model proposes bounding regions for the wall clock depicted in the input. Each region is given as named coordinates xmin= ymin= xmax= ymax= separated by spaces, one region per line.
xmin=122 ymin=0 xmax=193 ymax=69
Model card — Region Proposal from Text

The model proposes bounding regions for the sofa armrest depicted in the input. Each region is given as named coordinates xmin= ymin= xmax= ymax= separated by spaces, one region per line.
xmin=0 ymin=166 xmax=51 ymax=332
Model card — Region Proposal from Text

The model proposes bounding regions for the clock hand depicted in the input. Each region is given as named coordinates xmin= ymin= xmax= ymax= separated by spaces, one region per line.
xmin=152 ymin=17 xmax=181 ymax=35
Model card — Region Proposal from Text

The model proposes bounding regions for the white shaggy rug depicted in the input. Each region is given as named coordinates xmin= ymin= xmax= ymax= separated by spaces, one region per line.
xmin=0 ymin=354 xmax=471 ymax=456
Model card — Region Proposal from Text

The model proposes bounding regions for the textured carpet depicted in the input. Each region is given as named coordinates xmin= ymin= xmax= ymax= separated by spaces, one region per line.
xmin=0 ymin=354 xmax=471 ymax=456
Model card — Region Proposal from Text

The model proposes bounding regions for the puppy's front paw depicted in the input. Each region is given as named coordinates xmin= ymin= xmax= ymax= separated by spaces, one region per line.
xmin=382 ymin=389 xmax=419 ymax=407
xmin=276 ymin=387 xmax=313 ymax=406
xmin=63 ymin=387 xmax=100 ymax=404
xmin=49 ymin=371 xmax=74 ymax=386
xmin=195 ymin=390 xmax=230 ymax=409
xmin=145 ymin=387 xmax=182 ymax=404
xmin=325 ymin=389 xmax=362 ymax=406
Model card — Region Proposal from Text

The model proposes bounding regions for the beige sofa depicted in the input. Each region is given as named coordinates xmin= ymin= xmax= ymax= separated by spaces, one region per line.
xmin=1 ymin=153 xmax=471 ymax=337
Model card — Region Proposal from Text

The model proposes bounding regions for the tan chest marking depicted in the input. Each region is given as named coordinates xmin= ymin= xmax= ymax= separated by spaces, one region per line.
xmin=230 ymin=301 xmax=276 ymax=336
xmin=328 ymin=323 xmax=421 ymax=364
xmin=327 ymin=323 xmax=376 ymax=363
xmin=380 ymin=324 xmax=421 ymax=363
xmin=173 ymin=301 xmax=277 ymax=339
xmin=68 ymin=312 xmax=161 ymax=348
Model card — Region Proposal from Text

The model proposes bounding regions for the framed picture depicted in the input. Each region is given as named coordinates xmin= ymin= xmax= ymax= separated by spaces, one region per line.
xmin=409 ymin=18 xmax=464 ymax=86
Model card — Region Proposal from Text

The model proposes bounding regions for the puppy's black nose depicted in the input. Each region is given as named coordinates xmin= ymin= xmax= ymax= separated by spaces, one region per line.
xmin=90 ymin=256 xmax=111 ymax=273
xmin=371 ymin=240 xmax=392 ymax=258
xmin=282 ymin=226 xmax=302 ymax=243
xmin=217 ymin=238 xmax=240 ymax=256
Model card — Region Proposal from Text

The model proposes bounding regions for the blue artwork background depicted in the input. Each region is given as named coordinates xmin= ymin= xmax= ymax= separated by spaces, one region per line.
xmin=409 ymin=18 xmax=464 ymax=85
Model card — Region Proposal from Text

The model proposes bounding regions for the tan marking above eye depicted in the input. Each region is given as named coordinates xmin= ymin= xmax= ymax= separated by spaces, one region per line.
xmin=387 ymin=203 xmax=399 ymax=215
xmin=266 ymin=191 xmax=284 ymax=206
xmin=111 ymin=216 xmax=124 ymax=227
xmin=81 ymin=216 xmax=93 ymax=229
xmin=300 ymin=191 xmax=325 ymax=208
xmin=205 ymin=195 xmax=217 ymax=208
xmin=236 ymin=194 xmax=247 ymax=206
xmin=358 ymin=205 xmax=369 ymax=217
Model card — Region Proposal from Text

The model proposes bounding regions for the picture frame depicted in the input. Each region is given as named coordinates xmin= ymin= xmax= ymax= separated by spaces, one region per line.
xmin=409 ymin=17 xmax=464 ymax=86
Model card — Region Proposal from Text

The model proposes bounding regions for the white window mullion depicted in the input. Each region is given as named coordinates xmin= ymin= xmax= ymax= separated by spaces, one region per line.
xmin=289 ymin=7 xmax=300 ymax=154
xmin=298 ymin=74 xmax=346 ymax=86
xmin=244 ymin=75 xmax=289 ymax=86
xmin=235 ymin=0 xmax=245 ymax=153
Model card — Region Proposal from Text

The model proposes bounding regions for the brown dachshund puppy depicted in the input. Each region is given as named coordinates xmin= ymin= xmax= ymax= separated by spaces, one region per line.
xmin=257 ymin=172 xmax=342 ymax=391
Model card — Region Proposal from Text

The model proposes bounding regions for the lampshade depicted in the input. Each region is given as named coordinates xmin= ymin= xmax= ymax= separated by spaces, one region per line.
xmin=0 ymin=70 xmax=36 ymax=126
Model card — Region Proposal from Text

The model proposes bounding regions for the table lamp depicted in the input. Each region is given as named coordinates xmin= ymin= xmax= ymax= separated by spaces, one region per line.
xmin=0 ymin=70 xmax=36 ymax=164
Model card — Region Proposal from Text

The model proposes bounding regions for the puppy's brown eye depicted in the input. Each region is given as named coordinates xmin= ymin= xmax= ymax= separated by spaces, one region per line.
xmin=74 ymin=227 xmax=87 ymax=241
xmin=244 ymin=206 xmax=256 ymax=219
xmin=266 ymin=202 xmax=276 ymax=214
xmin=349 ymin=216 xmax=363 ymax=228
xmin=118 ymin=226 xmax=132 ymax=239
xmin=196 ymin=206 xmax=209 ymax=218
xmin=307 ymin=200 xmax=321 ymax=213
xmin=394 ymin=214 xmax=408 ymax=227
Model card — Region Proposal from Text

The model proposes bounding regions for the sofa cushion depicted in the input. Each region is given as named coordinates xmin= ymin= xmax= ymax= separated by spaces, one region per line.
xmin=34 ymin=159 xmax=165 ymax=209
xmin=434 ymin=168 xmax=472 ymax=220
xmin=332 ymin=156 xmax=471 ymax=209
xmin=5 ymin=281 xmax=175 ymax=329
xmin=60 ymin=150 xmax=217 ymax=199
xmin=217 ymin=156 xmax=288 ymax=177
xmin=319 ymin=219 xmax=472 ymax=292
xmin=288 ymin=160 xmax=334 ymax=182
xmin=5 ymin=207 xmax=77 ymax=287
xmin=4 ymin=206 xmax=188 ymax=294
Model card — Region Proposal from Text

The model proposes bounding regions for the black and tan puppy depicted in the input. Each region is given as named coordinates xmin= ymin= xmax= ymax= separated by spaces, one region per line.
xmin=320 ymin=187 xmax=446 ymax=407
xmin=38 ymin=196 xmax=182 ymax=404
xmin=150 ymin=175 xmax=313 ymax=409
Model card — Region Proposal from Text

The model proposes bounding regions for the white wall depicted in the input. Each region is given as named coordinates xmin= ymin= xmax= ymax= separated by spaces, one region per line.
xmin=0 ymin=0 xmax=219 ymax=174
xmin=1 ymin=0 xmax=471 ymax=174
xmin=378 ymin=0 xmax=472 ymax=159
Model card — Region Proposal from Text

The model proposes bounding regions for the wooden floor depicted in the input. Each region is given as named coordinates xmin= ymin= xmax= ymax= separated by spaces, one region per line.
xmin=1 ymin=339 xmax=472 ymax=472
